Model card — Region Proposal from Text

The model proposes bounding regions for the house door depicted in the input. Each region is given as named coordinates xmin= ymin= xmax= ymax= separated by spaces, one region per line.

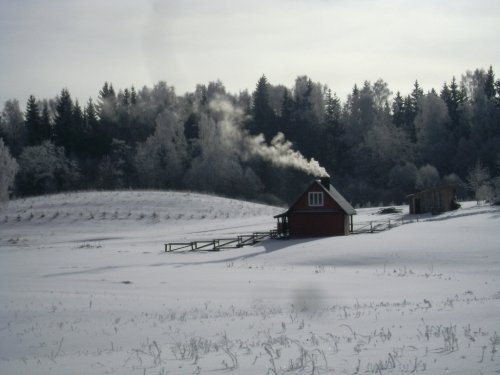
xmin=414 ymin=198 xmax=421 ymax=214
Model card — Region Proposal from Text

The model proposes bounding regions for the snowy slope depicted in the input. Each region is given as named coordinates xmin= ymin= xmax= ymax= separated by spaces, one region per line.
xmin=0 ymin=192 xmax=499 ymax=374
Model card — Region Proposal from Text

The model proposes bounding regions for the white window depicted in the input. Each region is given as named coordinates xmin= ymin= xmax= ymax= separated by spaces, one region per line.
xmin=308 ymin=192 xmax=324 ymax=206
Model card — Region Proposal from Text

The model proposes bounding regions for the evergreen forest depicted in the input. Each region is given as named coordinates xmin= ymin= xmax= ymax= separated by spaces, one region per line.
xmin=1 ymin=66 xmax=500 ymax=207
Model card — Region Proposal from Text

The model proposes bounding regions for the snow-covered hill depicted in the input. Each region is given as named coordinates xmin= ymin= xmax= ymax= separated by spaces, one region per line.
xmin=0 ymin=191 xmax=499 ymax=374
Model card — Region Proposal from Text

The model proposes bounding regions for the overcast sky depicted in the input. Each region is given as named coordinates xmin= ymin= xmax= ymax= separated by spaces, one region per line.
xmin=1 ymin=0 xmax=499 ymax=107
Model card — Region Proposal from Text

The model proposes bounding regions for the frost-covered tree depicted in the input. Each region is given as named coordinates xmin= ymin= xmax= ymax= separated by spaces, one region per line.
xmin=16 ymin=141 xmax=80 ymax=196
xmin=1 ymin=100 xmax=26 ymax=156
xmin=293 ymin=75 xmax=326 ymax=127
xmin=415 ymin=92 xmax=454 ymax=174
xmin=2 ymin=68 xmax=499 ymax=205
xmin=388 ymin=162 xmax=418 ymax=194
xmin=97 ymin=139 xmax=133 ymax=189
xmin=0 ymin=138 xmax=18 ymax=204
xmin=493 ymin=176 xmax=500 ymax=201
xmin=443 ymin=173 xmax=467 ymax=198
xmin=135 ymin=110 xmax=187 ymax=189
xmin=415 ymin=164 xmax=441 ymax=190
xmin=183 ymin=98 xmax=263 ymax=198
xmin=466 ymin=160 xmax=492 ymax=203
xmin=372 ymin=79 xmax=392 ymax=111
xmin=183 ymin=111 xmax=243 ymax=195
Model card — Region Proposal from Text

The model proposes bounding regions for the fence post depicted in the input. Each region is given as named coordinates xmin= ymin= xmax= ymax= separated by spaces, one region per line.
xmin=370 ymin=222 xmax=373 ymax=233
xmin=388 ymin=219 xmax=391 ymax=229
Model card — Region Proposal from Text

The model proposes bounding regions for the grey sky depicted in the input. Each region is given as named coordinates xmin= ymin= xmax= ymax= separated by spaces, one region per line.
xmin=1 ymin=0 xmax=499 ymax=107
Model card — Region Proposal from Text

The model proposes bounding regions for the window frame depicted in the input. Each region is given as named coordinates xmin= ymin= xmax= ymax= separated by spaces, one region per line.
xmin=308 ymin=191 xmax=324 ymax=207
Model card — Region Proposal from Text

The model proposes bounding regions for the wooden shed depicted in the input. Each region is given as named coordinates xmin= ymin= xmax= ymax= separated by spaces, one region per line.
xmin=275 ymin=177 xmax=356 ymax=237
xmin=407 ymin=185 xmax=457 ymax=215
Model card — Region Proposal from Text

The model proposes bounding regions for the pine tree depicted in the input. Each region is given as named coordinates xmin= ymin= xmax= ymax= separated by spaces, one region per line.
xmin=250 ymin=75 xmax=277 ymax=139
xmin=323 ymin=89 xmax=344 ymax=173
xmin=130 ymin=86 xmax=137 ymax=105
xmin=97 ymin=82 xmax=118 ymax=124
xmin=402 ymin=94 xmax=417 ymax=142
xmin=40 ymin=101 xmax=52 ymax=141
xmin=279 ymin=88 xmax=295 ymax=136
xmin=484 ymin=66 xmax=495 ymax=99
xmin=391 ymin=91 xmax=404 ymax=128
xmin=71 ymin=100 xmax=85 ymax=157
xmin=25 ymin=95 xmax=42 ymax=146
xmin=410 ymin=80 xmax=424 ymax=112
xmin=346 ymin=84 xmax=361 ymax=125
xmin=495 ymin=80 xmax=500 ymax=108
xmin=325 ymin=89 xmax=341 ymax=128
xmin=122 ymin=88 xmax=130 ymax=107
xmin=440 ymin=82 xmax=451 ymax=104
xmin=96 ymin=82 xmax=116 ymax=153
xmin=84 ymin=98 xmax=106 ymax=158
xmin=441 ymin=77 xmax=468 ymax=141
xmin=408 ymin=80 xmax=424 ymax=139
xmin=53 ymin=88 xmax=73 ymax=154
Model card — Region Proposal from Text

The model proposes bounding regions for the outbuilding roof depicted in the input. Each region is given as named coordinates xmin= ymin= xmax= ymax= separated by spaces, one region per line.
xmin=406 ymin=185 xmax=455 ymax=198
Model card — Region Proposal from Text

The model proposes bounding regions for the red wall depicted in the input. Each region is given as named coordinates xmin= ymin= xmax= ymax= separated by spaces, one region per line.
xmin=289 ymin=212 xmax=347 ymax=236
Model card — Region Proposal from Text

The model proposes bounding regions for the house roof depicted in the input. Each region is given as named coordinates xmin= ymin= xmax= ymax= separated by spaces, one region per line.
xmin=274 ymin=180 xmax=356 ymax=218
xmin=326 ymin=183 xmax=356 ymax=215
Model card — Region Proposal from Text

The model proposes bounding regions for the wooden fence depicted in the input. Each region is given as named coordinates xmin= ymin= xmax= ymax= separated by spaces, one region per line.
xmin=165 ymin=230 xmax=280 ymax=252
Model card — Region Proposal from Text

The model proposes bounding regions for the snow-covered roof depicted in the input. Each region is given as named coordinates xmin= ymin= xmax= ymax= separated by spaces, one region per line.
xmin=324 ymin=183 xmax=356 ymax=215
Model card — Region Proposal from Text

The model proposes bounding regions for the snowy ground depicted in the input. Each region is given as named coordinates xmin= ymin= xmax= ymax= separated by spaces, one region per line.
xmin=0 ymin=191 xmax=499 ymax=375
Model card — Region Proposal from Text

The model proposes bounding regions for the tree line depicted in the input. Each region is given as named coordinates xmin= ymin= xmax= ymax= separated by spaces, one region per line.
xmin=1 ymin=66 xmax=500 ymax=206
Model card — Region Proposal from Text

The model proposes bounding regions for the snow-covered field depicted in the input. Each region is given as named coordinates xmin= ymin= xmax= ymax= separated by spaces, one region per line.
xmin=0 ymin=191 xmax=499 ymax=374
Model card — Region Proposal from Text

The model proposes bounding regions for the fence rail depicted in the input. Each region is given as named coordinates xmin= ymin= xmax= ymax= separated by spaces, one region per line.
xmin=165 ymin=218 xmax=420 ymax=252
xmin=350 ymin=216 xmax=423 ymax=234
xmin=351 ymin=219 xmax=398 ymax=234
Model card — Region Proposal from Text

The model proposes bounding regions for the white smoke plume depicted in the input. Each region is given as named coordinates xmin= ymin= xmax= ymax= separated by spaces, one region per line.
xmin=208 ymin=96 xmax=329 ymax=178
xmin=251 ymin=132 xmax=329 ymax=177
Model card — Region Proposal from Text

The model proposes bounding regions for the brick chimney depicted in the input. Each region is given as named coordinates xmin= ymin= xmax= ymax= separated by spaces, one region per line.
xmin=319 ymin=176 xmax=330 ymax=190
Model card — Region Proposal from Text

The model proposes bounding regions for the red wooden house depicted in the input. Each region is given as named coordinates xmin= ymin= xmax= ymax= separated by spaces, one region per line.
xmin=275 ymin=177 xmax=356 ymax=237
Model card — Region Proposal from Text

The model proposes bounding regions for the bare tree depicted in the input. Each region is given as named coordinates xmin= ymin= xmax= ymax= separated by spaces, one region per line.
xmin=466 ymin=160 xmax=492 ymax=204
